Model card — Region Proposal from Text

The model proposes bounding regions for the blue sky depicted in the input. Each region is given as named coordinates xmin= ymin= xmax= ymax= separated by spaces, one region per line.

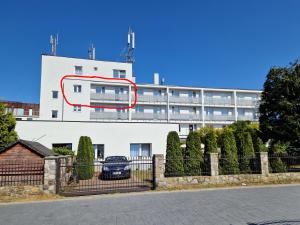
xmin=1 ymin=0 xmax=299 ymax=103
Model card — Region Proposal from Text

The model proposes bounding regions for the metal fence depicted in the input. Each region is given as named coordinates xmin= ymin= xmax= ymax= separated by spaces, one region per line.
xmin=219 ymin=155 xmax=260 ymax=175
xmin=268 ymin=153 xmax=300 ymax=173
xmin=164 ymin=156 xmax=210 ymax=177
xmin=0 ymin=160 xmax=44 ymax=186
xmin=58 ymin=157 xmax=153 ymax=196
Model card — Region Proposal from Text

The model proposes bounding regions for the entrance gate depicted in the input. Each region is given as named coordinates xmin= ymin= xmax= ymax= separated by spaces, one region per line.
xmin=57 ymin=157 xmax=154 ymax=196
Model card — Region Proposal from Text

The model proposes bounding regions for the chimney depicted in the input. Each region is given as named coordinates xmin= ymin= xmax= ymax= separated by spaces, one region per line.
xmin=154 ymin=73 xmax=160 ymax=85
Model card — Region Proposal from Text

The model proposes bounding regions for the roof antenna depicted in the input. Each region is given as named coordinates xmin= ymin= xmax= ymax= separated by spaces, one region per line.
xmin=88 ymin=44 xmax=96 ymax=60
xmin=125 ymin=27 xmax=135 ymax=63
xmin=50 ymin=34 xmax=58 ymax=56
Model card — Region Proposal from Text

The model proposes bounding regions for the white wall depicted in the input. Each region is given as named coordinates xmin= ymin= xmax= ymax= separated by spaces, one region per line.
xmin=16 ymin=121 xmax=178 ymax=157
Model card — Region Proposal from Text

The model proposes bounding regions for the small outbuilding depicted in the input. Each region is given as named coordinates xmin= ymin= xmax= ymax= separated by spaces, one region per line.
xmin=0 ymin=139 xmax=56 ymax=160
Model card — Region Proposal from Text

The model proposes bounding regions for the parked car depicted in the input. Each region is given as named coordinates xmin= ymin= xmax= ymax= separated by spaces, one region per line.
xmin=101 ymin=156 xmax=131 ymax=180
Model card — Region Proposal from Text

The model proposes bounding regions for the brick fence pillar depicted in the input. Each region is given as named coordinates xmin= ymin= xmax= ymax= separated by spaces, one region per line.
xmin=153 ymin=154 xmax=165 ymax=188
xmin=258 ymin=152 xmax=269 ymax=176
xmin=209 ymin=153 xmax=219 ymax=176
xmin=43 ymin=156 xmax=59 ymax=194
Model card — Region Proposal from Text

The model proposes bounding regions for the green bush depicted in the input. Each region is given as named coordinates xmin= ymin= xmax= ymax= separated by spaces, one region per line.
xmin=219 ymin=128 xmax=239 ymax=174
xmin=236 ymin=132 xmax=255 ymax=173
xmin=204 ymin=130 xmax=218 ymax=155
xmin=76 ymin=136 xmax=95 ymax=180
xmin=184 ymin=131 xmax=204 ymax=176
xmin=165 ymin=131 xmax=184 ymax=176
xmin=53 ymin=147 xmax=74 ymax=156
xmin=269 ymin=141 xmax=287 ymax=173
xmin=253 ymin=137 xmax=268 ymax=153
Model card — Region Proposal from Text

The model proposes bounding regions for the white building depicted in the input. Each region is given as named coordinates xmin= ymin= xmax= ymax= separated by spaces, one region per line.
xmin=16 ymin=54 xmax=261 ymax=159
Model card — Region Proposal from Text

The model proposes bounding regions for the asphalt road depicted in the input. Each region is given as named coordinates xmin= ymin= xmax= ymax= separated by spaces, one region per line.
xmin=1 ymin=185 xmax=300 ymax=225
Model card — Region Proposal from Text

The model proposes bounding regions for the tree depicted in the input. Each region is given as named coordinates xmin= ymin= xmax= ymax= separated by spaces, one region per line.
xmin=76 ymin=136 xmax=94 ymax=180
xmin=165 ymin=131 xmax=184 ymax=176
xmin=184 ymin=131 xmax=203 ymax=175
xmin=204 ymin=129 xmax=218 ymax=155
xmin=0 ymin=102 xmax=18 ymax=149
xmin=237 ymin=132 xmax=255 ymax=173
xmin=259 ymin=62 xmax=300 ymax=151
xmin=269 ymin=141 xmax=287 ymax=173
xmin=219 ymin=128 xmax=239 ymax=174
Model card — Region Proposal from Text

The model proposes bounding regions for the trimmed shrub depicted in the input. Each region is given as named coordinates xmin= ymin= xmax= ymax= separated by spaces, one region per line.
xmin=76 ymin=136 xmax=95 ymax=180
xmin=219 ymin=128 xmax=239 ymax=174
xmin=204 ymin=130 xmax=218 ymax=155
xmin=184 ymin=131 xmax=204 ymax=175
xmin=253 ymin=137 xmax=268 ymax=152
xmin=165 ymin=131 xmax=184 ymax=176
xmin=53 ymin=147 xmax=74 ymax=156
xmin=269 ymin=141 xmax=287 ymax=173
xmin=236 ymin=132 xmax=255 ymax=173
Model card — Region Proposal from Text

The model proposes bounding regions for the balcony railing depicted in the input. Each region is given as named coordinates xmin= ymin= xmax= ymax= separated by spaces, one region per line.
xmin=90 ymin=93 xmax=129 ymax=102
xmin=204 ymin=97 xmax=233 ymax=106
xmin=237 ymin=99 xmax=258 ymax=107
xmin=136 ymin=95 xmax=167 ymax=103
xmin=132 ymin=113 xmax=167 ymax=120
xmin=205 ymin=114 xmax=235 ymax=121
xmin=170 ymin=114 xmax=202 ymax=121
xmin=169 ymin=96 xmax=201 ymax=104
xmin=237 ymin=115 xmax=258 ymax=121
xmin=90 ymin=112 xmax=128 ymax=120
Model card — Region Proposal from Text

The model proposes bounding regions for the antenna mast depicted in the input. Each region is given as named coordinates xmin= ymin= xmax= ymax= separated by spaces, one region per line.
xmin=50 ymin=34 xmax=58 ymax=56
xmin=126 ymin=27 xmax=135 ymax=63
xmin=88 ymin=44 xmax=96 ymax=60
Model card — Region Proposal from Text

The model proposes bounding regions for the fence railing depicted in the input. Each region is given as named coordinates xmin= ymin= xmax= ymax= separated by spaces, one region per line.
xmin=268 ymin=153 xmax=300 ymax=173
xmin=219 ymin=155 xmax=260 ymax=175
xmin=0 ymin=160 xmax=44 ymax=186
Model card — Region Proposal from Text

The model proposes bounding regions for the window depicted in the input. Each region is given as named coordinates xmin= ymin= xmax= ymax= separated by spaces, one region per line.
xmin=95 ymin=108 xmax=104 ymax=112
xmin=75 ymin=66 xmax=83 ymax=75
xmin=154 ymin=107 xmax=161 ymax=114
xmin=171 ymin=90 xmax=179 ymax=96
xmin=52 ymin=143 xmax=72 ymax=150
xmin=130 ymin=143 xmax=151 ymax=157
xmin=96 ymin=87 xmax=105 ymax=94
xmin=135 ymin=106 xmax=143 ymax=113
xmin=137 ymin=89 xmax=143 ymax=95
xmin=93 ymin=144 xmax=104 ymax=159
xmin=74 ymin=85 xmax=82 ymax=93
xmin=73 ymin=106 xmax=81 ymax=112
xmin=14 ymin=108 xmax=24 ymax=116
xmin=154 ymin=90 xmax=162 ymax=96
xmin=52 ymin=91 xmax=58 ymax=99
xmin=113 ymin=69 xmax=126 ymax=78
xmin=51 ymin=110 xmax=58 ymax=118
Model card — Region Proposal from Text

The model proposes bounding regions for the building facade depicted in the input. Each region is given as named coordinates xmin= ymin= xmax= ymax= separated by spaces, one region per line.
xmin=15 ymin=54 xmax=261 ymax=159
xmin=1 ymin=100 xmax=39 ymax=120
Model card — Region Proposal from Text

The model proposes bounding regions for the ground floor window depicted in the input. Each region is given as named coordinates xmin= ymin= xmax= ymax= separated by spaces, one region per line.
xmin=130 ymin=143 xmax=151 ymax=157
xmin=52 ymin=143 xmax=72 ymax=150
xmin=93 ymin=144 xmax=104 ymax=160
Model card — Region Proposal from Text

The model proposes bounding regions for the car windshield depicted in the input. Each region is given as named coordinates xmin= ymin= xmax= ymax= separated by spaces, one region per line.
xmin=105 ymin=156 xmax=127 ymax=162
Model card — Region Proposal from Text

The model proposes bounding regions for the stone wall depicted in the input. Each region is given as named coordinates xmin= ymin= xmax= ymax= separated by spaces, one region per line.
xmin=154 ymin=152 xmax=300 ymax=189
xmin=0 ymin=185 xmax=43 ymax=198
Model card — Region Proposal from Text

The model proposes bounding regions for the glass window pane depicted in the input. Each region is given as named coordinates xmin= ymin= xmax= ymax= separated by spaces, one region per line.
xmin=141 ymin=144 xmax=151 ymax=157
xmin=130 ymin=144 xmax=140 ymax=157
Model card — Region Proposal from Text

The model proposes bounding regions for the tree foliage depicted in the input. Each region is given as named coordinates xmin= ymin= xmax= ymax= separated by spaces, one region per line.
xmin=237 ymin=132 xmax=255 ymax=173
xmin=0 ymin=102 xmax=18 ymax=149
xmin=259 ymin=62 xmax=300 ymax=151
xmin=268 ymin=141 xmax=287 ymax=173
xmin=219 ymin=128 xmax=239 ymax=174
xmin=76 ymin=136 xmax=94 ymax=180
xmin=184 ymin=131 xmax=203 ymax=175
xmin=53 ymin=147 xmax=75 ymax=156
xmin=204 ymin=129 xmax=218 ymax=154
xmin=165 ymin=131 xmax=184 ymax=176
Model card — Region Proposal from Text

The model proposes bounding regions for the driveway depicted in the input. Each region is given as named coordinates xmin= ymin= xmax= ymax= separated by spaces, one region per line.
xmin=0 ymin=185 xmax=300 ymax=225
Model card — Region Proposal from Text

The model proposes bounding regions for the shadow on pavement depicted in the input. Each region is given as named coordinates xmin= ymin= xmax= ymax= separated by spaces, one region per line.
xmin=247 ymin=219 xmax=300 ymax=225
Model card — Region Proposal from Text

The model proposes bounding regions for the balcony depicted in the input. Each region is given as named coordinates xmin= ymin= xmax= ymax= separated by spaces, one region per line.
xmin=237 ymin=99 xmax=258 ymax=107
xmin=90 ymin=112 xmax=128 ymax=120
xmin=205 ymin=114 xmax=235 ymax=121
xmin=237 ymin=115 xmax=258 ymax=121
xmin=204 ymin=97 xmax=233 ymax=106
xmin=131 ymin=112 xmax=167 ymax=120
xmin=90 ymin=93 xmax=128 ymax=102
xmin=170 ymin=114 xmax=202 ymax=121
xmin=169 ymin=96 xmax=201 ymax=104
xmin=136 ymin=95 xmax=167 ymax=103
